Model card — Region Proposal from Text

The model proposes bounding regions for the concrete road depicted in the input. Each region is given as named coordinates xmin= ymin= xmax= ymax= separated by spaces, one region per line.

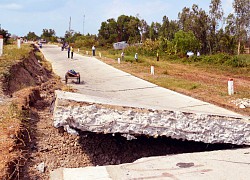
xmin=50 ymin=148 xmax=250 ymax=180
xmin=40 ymin=44 xmax=242 ymax=117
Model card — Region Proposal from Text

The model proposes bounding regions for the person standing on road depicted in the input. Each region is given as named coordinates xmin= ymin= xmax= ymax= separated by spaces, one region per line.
xmin=71 ymin=46 xmax=74 ymax=59
xmin=67 ymin=45 xmax=70 ymax=58
xmin=92 ymin=45 xmax=96 ymax=56
xmin=121 ymin=51 xmax=124 ymax=61
xmin=135 ymin=53 xmax=138 ymax=62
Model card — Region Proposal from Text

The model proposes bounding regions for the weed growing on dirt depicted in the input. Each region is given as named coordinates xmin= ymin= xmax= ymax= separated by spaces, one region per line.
xmin=0 ymin=103 xmax=23 ymax=179
xmin=0 ymin=44 xmax=32 ymax=76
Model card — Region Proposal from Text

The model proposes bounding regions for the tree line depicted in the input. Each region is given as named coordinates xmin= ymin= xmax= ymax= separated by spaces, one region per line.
xmin=98 ymin=0 xmax=250 ymax=55
xmin=1 ymin=0 xmax=249 ymax=56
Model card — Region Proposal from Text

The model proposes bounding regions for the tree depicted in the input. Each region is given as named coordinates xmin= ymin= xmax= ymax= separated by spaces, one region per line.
xmin=173 ymin=30 xmax=200 ymax=56
xmin=64 ymin=30 xmax=82 ymax=43
xmin=149 ymin=22 xmax=161 ymax=40
xmin=138 ymin=19 xmax=149 ymax=42
xmin=178 ymin=5 xmax=209 ymax=54
xmin=41 ymin=29 xmax=57 ymax=42
xmin=0 ymin=28 xmax=11 ymax=44
xmin=178 ymin=7 xmax=192 ymax=32
xmin=74 ymin=34 xmax=97 ymax=48
xmin=117 ymin=15 xmax=130 ymax=42
xmin=209 ymin=0 xmax=224 ymax=54
xmin=233 ymin=0 xmax=250 ymax=55
xmin=26 ymin=31 xmax=38 ymax=41
xmin=98 ymin=18 xmax=118 ymax=46
xmin=159 ymin=16 xmax=179 ymax=41
xmin=98 ymin=15 xmax=143 ymax=45
xmin=127 ymin=17 xmax=141 ymax=43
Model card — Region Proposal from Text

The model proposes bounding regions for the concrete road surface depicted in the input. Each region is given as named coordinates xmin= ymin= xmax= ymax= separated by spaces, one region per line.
xmin=40 ymin=44 xmax=242 ymax=117
xmin=50 ymin=148 xmax=250 ymax=180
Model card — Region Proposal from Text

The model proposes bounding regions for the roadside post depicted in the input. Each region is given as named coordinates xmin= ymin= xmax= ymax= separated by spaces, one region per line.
xmin=99 ymin=52 xmax=102 ymax=58
xmin=157 ymin=52 xmax=159 ymax=61
xmin=228 ymin=78 xmax=234 ymax=95
xmin=118 ymin=58 xmax=120 ymax=64
xmin=151 ymin=66 xmax=155 ymax=75
xmin=0 ymin=35 xmax=3 ymax=56
xmin=17 ymin=37 xmax=21 ymax=49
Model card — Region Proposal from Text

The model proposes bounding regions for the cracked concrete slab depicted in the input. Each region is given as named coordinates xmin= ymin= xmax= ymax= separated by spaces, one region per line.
xmin=53 ymin=90 xmax=250 ymax=145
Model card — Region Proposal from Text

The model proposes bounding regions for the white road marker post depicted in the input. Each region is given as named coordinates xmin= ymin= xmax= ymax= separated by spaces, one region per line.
xmin=118 ymin=58 xmax=120 ymax=64
xmin=0 ymin=35 xmax=3 ymax=56
xmin=17 ymin=38 xmax=21 ymax=49
xmin=151 ymin=66 xmax=155 ymax=75
xmin=228 ymin=78 xmax=234 ymax=95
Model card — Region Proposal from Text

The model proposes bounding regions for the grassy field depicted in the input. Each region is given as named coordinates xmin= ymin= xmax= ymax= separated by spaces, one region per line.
xmin=79 ymin=47 xmax=250 ymax=115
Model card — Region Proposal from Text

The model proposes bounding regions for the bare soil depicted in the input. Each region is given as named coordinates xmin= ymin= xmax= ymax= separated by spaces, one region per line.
xmin=0 ymin=47 xmax=247 ymax=179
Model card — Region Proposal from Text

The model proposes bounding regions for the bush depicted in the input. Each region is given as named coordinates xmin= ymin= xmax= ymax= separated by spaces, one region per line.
xmin=190 ymin=53 xmax=249 ymax=67
xmin=225 ymin=56 xmax=248 ymax=67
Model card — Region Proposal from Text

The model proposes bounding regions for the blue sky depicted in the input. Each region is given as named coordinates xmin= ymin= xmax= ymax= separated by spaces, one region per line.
xmin=0 ymin=0 xmax=234 ymax=37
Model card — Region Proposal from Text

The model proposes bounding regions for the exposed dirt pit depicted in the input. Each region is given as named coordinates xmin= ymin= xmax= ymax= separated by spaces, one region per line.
xmin=20 ymin=95 xmax=245 ymax=179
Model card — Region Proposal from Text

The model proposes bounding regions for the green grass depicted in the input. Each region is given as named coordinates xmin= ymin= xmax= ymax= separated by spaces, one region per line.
xmin=148 ymin=76 xmax=202 ymax=91
xmin=0 ymin=44 xmax=32 ymax=76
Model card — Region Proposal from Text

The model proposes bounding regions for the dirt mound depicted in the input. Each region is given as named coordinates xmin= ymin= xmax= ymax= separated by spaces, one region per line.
xmin=2 ymin=50 xmax=49 ymax=96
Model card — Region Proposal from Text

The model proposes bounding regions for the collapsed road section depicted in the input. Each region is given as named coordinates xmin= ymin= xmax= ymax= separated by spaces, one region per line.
xmin=53 ymin=90 xmax=250 ymax=145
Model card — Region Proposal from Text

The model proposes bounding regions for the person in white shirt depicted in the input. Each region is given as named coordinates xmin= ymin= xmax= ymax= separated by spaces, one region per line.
xmin=92 ymin=45 xmax=96 ymax=56
xmin=135 ymin=53 xmax=138 ymax=62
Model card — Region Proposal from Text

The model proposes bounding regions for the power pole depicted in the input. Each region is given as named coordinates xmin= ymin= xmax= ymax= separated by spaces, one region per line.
xmin=83 ymin=14 xmax=85 ymax=35
xmin=69 ymin=16 xmax=71 ymax=32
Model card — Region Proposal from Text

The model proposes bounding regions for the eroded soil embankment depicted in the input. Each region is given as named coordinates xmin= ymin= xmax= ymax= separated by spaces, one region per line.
xmin=2 ymin=48 xmax=50 ymax=96
xmin=0 ymin=46 xmax=60 ymax=179
xmin=1 ymin=47 xmax=246 ymax=179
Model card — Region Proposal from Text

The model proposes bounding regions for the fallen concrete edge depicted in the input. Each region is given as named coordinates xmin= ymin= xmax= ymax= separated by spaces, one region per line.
xmin=53 ymin=91 xmax=250 ymax=145
xmin=54 ymin=90 xmax=247 ymax=119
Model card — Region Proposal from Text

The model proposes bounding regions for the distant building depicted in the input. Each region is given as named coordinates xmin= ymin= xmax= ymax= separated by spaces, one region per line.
xmin=113 ymin=41 xmax=129 ymax=50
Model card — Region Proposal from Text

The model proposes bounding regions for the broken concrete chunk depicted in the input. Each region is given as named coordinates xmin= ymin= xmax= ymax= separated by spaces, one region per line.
xmin=53 ymin=91 xmax=250 ymax=145
xmin=239 ymin=104 xmax=246 ymax=109
xmin=37 ymin=162 xmax=45 ymax=173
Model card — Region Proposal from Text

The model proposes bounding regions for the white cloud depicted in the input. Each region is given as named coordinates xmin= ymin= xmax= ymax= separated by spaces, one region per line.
xmin=0 ymin=3 xmax=23 ymax=10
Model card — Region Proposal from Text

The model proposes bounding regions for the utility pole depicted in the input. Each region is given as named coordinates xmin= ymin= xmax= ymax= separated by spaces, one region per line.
xmin=83 ymin=14 xmax=85 ymax=35
xmin=69 ymin=16 xmax=71 ymax=32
